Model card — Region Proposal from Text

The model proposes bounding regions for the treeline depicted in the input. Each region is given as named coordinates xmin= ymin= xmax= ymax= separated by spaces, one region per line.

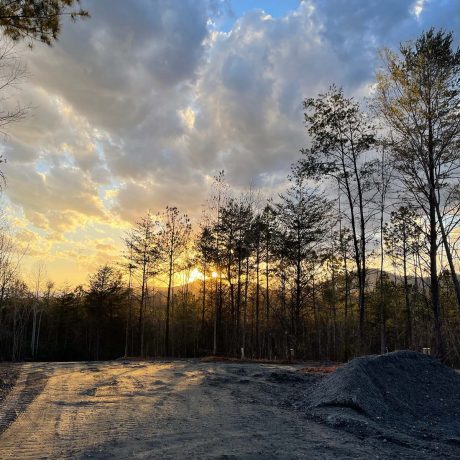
xmin=1 ymin=29 xmax=460 ymax=364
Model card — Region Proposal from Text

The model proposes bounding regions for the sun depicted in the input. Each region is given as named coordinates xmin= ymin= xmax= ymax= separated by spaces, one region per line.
xmin=187 ymin=267 xmax=204 ymax=283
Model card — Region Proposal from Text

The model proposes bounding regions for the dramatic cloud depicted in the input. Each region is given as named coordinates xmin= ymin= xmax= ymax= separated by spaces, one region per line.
xmin=1 ymin=0 xmax=459 ymax=284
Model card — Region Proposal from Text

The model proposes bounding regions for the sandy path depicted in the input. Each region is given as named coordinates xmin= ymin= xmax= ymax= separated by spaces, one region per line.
xmin=0 ymin=361 xmax=451 ymax=459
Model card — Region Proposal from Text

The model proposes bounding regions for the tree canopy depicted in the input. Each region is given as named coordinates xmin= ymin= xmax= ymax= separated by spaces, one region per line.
xmin=0 ymin=0 xmax=89 ymax=45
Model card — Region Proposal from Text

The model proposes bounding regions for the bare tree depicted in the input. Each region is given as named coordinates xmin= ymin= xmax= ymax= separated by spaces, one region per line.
xmin=0 ymin=39 xmax=26 ymax=135
xmin=300 ymin=85 xmax=377 ymax=350
xmin=0 ymin=228 xmax=24 ymax=314
xmin=374 ymin=29 xmax=460 ymax=358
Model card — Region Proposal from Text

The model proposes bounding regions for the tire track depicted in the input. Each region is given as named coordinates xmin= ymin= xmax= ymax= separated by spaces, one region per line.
xmin=0 ymin=362 xmax=173 ymax=459
xmin=0 ymin=364 xmax=48 ymax=438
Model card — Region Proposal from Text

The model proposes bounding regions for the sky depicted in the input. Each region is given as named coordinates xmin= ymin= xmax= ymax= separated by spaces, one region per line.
xmin=1 ymin=0 xmax=459 ymax=287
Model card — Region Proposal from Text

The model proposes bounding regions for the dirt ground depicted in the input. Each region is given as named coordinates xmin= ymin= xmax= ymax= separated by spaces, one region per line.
xmin=0 ymin=360 xmax=457 ymax=459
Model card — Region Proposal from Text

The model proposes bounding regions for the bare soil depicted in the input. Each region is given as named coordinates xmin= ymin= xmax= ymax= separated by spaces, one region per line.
xmin=0 ymin=356 xmax=458 ymax=459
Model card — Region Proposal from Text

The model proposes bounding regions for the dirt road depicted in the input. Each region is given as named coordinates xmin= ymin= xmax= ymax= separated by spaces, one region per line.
xmin=0 ymin=361 xmax=455 ymax=458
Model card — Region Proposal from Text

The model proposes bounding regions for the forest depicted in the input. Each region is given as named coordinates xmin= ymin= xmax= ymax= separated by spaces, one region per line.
xmin=1 ymin=27 xmax=460 ymax=366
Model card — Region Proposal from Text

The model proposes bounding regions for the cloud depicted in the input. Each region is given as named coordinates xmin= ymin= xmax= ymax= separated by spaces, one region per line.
xmin=2 ymin=0 xmax=460 ymax=284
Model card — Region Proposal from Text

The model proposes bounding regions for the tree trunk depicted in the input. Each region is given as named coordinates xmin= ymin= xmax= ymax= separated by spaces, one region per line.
xmin=255 ymin=244 xmax=260 ymax=357
xmin=312 ymin=274 xmax=320 ymax=359
xmin=353 ymin=155 xmax=367 ymax=353
xmin=402 ymin=236 xmax=412 ymax=348
xmin=201 ymin=263 xmax=206 ymax=331
xmin=265 ymin=239 xmax=270 ymax=358
xmin=31 ymin=306 xmax=37 ymax=359
xmin=139 ymin=262 xmax=146 ymax=357
xmin=340 ymin=155 xmax=364 ymax=353
xmin=429 ymin=179 xmax=446 ymax=360
xmin=435 ymin=201 xmax=460 ymax=312
xmin=242 ymin=256 xmax=249 ymax=353
xmin=124 ymin=267 xmax=132 ymax=357
xmin=236 ymin=251 xmax=242 ymax=353
xmin=165 ymin=253 xmax=173 ymax=356
xmin=213 ymin=276 xmax=218 ymax=355
xmin=379 ymin=202 xmax=386 ymax=355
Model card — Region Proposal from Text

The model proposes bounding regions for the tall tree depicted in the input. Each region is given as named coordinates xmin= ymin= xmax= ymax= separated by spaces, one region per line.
xmin=124 ymin=212 xmax=160 ymax=357
xmin=249 ymin=212 xmax=264 ymax=357
xmin=86 ymin=265 xmax=126 ymax=360
xmin=195 ymin=225 xmax=214 ymax=334
xmin=218 ymin=196 xmax=253 ymax=353
xmin=375 ymin=145 xmax=393 ymax=354
xmin=384 ymin=206 xmax=422 ymax=349
xmin=29 ymin=261 xmax=45 ymax=359
xmin=374 ymin=29 xmax=460 ymax=358
xmin=275 ymin=166 xmax=330 ymax=349
xmin=158 ymin=206 xmax=191 ymax=356
xmin=300 ymin=85 xmax=377 ymax=349
xmin=260 ymin=203 xmax=277 ymax=357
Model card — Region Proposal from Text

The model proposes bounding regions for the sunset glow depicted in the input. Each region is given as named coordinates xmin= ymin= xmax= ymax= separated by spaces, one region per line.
xmin=0 ymin=0 xmax=438 ymax=287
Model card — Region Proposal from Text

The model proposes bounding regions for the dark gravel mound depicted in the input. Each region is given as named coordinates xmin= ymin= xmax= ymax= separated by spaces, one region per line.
xmin=268 ymin=370 xmax=310 ymax=384
xmin=305 ymin=351 xmax=460 ymax=443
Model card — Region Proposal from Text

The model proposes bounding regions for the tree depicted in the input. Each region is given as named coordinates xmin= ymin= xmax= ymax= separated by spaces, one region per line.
xmin=299 ymin=85 xmax=377 ymax=349
xmin=259 ymin=203 xmax=277 ymax=357
xmin=375 ymin=144 xmax=393 ymax=354
xmin=122 ymin=241 xmax=136 ymax=357
xmin=0 ymin=38 xmax=27 ymax=190
xmin=0 ymin=230 xmax=21 ymax=311
xmin=384 ymin=206 xmax=422 ymax=349
xmin=195 ymin=224 xmax=214 ymax=334
xmin=249 ymin=211 xmax=265 ymax=357
xmin=29 ymin=261 xmax=45 ymax=359
xmin=124 ymin=212 xmax=160 ymax=356
xmin=158 ymin=206 xmax=191 ymax=356
xmin=0 ymin=39 xmax=26 ymax=136
xmin=207 ymin=170 xmax=228 ymax=355
xmin=217 ymin=196 xmax=254 ymax=353
xmin=374 ymin=29 xmax=460 ymax=358
xmin=275 ymin=165 xmax=331 ymax=350
xmin=9 ymin=278 xmax=30 ymax=360
xmin=86 ymin=264 xmax=126 ymax=359
xmin=0 ymin=0 xmax=88 ymax=45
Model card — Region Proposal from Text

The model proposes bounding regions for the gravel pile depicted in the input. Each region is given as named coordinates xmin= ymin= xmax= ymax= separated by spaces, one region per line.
xmin=304 ymin=351 xmax=460 ymax=442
